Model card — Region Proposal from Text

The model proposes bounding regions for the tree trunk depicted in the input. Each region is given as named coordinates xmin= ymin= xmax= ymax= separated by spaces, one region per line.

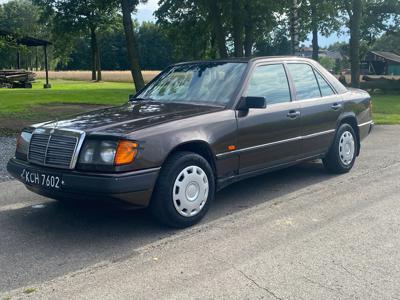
xmin=90 ymin=27 xmax=97 ymax=81
xmin=311 ymin=0 xmax=319 ymax=61
xmin=243 ymin=2 xmax=254 ymax=57
xmin=210 ymin=31 xmax=217 ymax=59
xmin=207 ymin=0 xmax=228 ymax=58
xmin=17 ymin=51 xmax=20 ymax=69
xmin=350 ymin=0 xmax=362 ymax=88
xmin=91 ymin=27 xmax=102 ymax=82
xmin=35 ymin=47 xmax=39 ymax=71
xmin=290 ymin=0 xmax=300 ymax=55
xmin=232 ymin=0 xmax=244 ymax=57
xmin=96 ymin=40 xmax=102 ymax=82
xmin=121 ymin=0 xmax=145 ymax=91
xmin=244 ymin=25 xmax=253 ymax=57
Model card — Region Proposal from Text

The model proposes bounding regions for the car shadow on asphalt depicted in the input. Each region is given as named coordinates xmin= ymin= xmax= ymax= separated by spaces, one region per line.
xmin=0 ymin=160 xmax=335 ymax=291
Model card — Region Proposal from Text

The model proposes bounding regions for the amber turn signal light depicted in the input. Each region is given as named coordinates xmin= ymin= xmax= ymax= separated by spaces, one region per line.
xmin=114 ymin=141 xmax=138 ymax=166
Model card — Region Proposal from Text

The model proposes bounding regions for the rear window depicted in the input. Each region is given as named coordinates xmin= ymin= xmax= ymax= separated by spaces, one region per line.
xmin=287 ymin=64 xmax=321 ymax=100
xmin=315 ymin=71 xmax=335 ymax=97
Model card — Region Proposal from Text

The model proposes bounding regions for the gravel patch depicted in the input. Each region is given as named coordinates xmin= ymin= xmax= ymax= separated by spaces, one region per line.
xmin=0 ymin=137 xmax=16 ymax=182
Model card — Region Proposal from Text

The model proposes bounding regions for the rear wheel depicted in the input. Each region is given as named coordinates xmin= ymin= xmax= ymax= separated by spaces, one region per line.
xmin=150 ymin=152 xmax=215 ymax=228
xmin=323 ymin=123 xmax=358 ymax=174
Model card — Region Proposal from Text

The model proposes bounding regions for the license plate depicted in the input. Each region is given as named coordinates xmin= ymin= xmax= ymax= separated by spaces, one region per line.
xmin=21 ymin=169 xmax=62 ymax=190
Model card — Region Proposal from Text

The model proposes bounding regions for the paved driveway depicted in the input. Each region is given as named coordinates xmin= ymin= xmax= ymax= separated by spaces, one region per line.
xmin=1 ymin=126 xmax=400 ymax=299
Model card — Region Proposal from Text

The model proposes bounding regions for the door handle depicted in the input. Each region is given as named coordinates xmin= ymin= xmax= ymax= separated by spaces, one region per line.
xmin=287 ymin=110 xmax=301 ymax=119
xmin=331 ymin=103 xmax=342 ymax=110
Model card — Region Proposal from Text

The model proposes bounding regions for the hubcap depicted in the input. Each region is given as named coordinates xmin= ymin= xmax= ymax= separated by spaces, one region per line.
xmin=173 ymin=166 xmax=209 ymax=217
xmin=339 ymin=131 xmax=355 ymax=166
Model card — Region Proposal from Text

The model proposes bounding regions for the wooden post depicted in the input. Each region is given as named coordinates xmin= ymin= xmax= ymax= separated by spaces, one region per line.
xmin=17 ymin=51 xmax=21 ymax=69
xmin=43 ymin=45 xmax=51 ymax=89
xmin=35 ymin=47 xmax=39 ymax=71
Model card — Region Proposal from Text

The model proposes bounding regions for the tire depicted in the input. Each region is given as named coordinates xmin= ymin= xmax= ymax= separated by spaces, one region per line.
xmin=323 ymin=123 xmax=358 ymax=174
xmin=150 ymin=151 xmax=215 ymax=228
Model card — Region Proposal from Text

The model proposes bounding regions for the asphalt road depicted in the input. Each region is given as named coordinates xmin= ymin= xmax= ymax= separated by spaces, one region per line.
xmin=0 ymin=137 xmax=15 ymax=182
xmin=1 ymin=125 xmax=400 ymax=299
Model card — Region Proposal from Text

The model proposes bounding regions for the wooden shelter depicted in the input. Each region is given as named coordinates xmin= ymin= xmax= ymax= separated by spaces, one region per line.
xmin=364 ymin=51 xmax=400 ymax=76
xmin=0 ymin=30 xmax=52 ymax=88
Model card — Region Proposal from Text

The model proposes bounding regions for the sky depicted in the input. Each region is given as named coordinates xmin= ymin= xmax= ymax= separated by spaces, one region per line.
xmin=136 ymin=0 xmax=158 ymax=23
xmin=0 ymin=0 xmax=348 ymax=47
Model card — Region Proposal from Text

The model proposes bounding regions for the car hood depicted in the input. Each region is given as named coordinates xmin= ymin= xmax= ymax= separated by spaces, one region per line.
xmin=32 ymin=101 xmax=224 ymax=135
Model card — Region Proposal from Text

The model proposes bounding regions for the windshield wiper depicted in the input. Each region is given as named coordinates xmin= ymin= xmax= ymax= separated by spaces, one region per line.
xmin=128 ymin=96 xmax=153 ymax=102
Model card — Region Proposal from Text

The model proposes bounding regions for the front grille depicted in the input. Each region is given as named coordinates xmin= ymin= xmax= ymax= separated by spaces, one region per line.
xmin=28 ymin=133 xmax=79 ymax=169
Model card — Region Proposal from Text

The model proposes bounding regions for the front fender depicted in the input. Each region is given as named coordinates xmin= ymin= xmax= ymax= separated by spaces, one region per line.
xmin=127 ymin=110 xmax=238 ymax=172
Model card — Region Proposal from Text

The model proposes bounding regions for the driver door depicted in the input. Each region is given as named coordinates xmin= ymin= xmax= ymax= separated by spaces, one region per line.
xmin=236 ymin=63 xmax=302 ymax=174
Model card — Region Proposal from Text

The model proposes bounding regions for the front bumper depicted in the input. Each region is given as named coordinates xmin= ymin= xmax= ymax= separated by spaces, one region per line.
xmin=7 ymin=158 xmax=160 ymax=207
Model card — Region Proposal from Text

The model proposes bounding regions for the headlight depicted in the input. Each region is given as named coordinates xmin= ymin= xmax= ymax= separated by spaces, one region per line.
xmin=15 ymin=131 xmax=32 ymax=160
xmin=79 ymin=140 xmax=138 ymax=166
xmin=99 ymin=141 xmax=117 ymax=163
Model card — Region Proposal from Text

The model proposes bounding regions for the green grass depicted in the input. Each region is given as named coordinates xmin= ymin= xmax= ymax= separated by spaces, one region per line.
xmin=371 ymin=93 xmax=400 ymax=125
xmin=0 ymin=79 xmax=133 ymax=115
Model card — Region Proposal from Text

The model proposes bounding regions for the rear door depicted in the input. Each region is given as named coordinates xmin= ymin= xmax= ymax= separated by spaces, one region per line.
xmin=236 ymin=63 xmax=302 ymax=174
xmin=286 ymin=63 xmax=342 ymax=157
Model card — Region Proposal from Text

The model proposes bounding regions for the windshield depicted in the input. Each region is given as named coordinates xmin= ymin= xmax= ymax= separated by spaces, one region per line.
xmin=136 ymin=62 xmax=247 ymax=106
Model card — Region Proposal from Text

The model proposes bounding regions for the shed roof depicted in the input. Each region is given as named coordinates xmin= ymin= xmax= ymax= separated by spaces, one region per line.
xmin=369 ymin=51 xmax=400 ymax=64
xmin=0 ymin=29 xmax=51 ymax=47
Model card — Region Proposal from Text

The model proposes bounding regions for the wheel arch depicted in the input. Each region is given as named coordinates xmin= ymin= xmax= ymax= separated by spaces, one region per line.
xmin=162 ymin=140 xmax=217 ymax=176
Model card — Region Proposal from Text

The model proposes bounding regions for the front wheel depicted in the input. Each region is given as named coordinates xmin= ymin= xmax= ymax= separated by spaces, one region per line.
xmin=323 ymin=123 xmax=358 ymax=174
xmin=150 ymin=152 xmax=215 ymax=228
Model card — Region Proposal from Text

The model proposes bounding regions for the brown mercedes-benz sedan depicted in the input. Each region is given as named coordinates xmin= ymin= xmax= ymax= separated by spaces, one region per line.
xmin=8 ymin=57 xmax=373 ymax=227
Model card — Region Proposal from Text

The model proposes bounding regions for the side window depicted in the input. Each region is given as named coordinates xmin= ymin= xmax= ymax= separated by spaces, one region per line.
xmin=315 ymin=71 xmax=335 ymax=97
xmin=245 ymin=64 xmax=291 ymax=105
xmin=287 ymin=64 xmax=321 ymax=100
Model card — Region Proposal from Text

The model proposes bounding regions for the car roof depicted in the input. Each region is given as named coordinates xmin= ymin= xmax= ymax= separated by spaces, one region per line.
xmin=170 ymin=56 xmax=348 ymax=96
xmin=173 ymin=56 xmax=316 ymax=66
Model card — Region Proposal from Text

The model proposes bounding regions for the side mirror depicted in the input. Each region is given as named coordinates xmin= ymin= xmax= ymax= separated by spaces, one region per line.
xmin=238 ymin=96 xmax=267 ymax=110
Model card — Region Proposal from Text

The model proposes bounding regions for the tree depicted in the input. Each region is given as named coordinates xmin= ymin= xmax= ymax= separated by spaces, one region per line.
xmin=54 ymin=21 xmax=172 ymax=71
xmin=121 ymin=0 xmax=145 ymax=91
xmin=138 ymin=22 xmax=173 ymax=70
xmin=205 ymin=0 xmax=228 ymax=58
xmin=227 ymin=0 xmax=279 ymax=57
xmin=156 ymin=0 xmax=279 ymax=59
xmin=242 ymin=1 xmax=255 ymax=56
xmin=372 ymin=31 xmax=400 ymax=54
xmin=338 ymin=0 xmax=400 ymax=87
xmin=319 ymin=56 xmax=336 ymax=71
xmin=283 ymin=0 xmax=341 ymax=60
xmin=289 ymin=0 xmax=300 ymax=54
xmin=0 ymin=0 xmax=46 ymax=69
xmin=360 ymin=0 xmax=400 ymax=45
xmin=307 ymin=0 xmax=340 ymax=60
xmin=254 ymin=27 xmax=291 ymax=56
xmin=156 ymin=0 xmax=214 ymax=61
xmin=348 ymin=0 xmax=362 ymax=88
xmin=242 ymin=0 xmax=278 ymax=57
xmin=310 ymin=0 xmax=318 ymax=60
xmin=278 ymin=0 xmax=311 ymax=56
xmin=231 ymin=0 xmax=244 ymax=57
xmin=34 ymin=0 xmax=118 ymax=81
